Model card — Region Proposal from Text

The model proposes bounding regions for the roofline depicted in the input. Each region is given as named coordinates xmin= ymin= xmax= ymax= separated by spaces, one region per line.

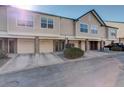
xmin=105 ymin=25 xmax=118 ymax=29
xmin=92 ymin=9 xmax=106 ymax=26
xmin=1 ymin=5 xmax=114 ymax=27
xmin=106 ymin=20 xmax=124 ymax=24
xmin=6 ymin=5 xmax=75 ymax=20
xmin=76 ymin=9 xmax=93 ymax=20
xmin=76 ymin=9 xmax=106 ymax=26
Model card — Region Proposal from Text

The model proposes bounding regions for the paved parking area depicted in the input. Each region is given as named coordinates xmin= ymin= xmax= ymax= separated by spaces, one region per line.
xmin=0 ymin=54 xmax=122 ymax=87
xmin=0 ymin=51 xmax=123 ymax=75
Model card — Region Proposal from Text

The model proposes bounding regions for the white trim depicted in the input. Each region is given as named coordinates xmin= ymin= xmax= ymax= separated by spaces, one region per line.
xmin=0 ymin=34 xmax=35 ymax=39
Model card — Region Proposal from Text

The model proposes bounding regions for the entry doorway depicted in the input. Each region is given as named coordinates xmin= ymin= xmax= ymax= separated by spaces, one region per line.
xmin=0 ymin=39 xmax=3 ymax=50
xmin=54 ymin=40 xmax=65 ymax=52
xmin=8 ymin=39 xmax=16 ymax=53
xmin=78 ymin=41 xmax=81 ymax=48
xmin=89 ymin=41 xmax=98 ymax=50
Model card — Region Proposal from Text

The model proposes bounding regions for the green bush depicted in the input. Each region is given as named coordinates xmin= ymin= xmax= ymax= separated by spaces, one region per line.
xmin=0 ymin=50 xmax=7 ymax=59
xmin=64 ymin=47 xmax=84 ymax=59
xmin=111 ymin=47 xmax=123 ymax=51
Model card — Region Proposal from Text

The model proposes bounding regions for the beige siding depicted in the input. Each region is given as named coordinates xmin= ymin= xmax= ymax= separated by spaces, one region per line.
xmin=60 ymin=18 xmax=74 ymax=36
xmin=7 ymin=7 xmax=34 ymax=35
xmin=69 ymin=40 xmax=79 ymax=48
xmin=7 ymin=7 xmax=60 ymax=36
xmin=76 ymin=13 xmax=106 ymax=40
xmin=17 ymin=38 xmax=34 ymax=53
xmin=107 ymin=27 xmax=117 ymax=40
xmin=69 ymin=40 xmax=85 ymax=51
xmin=39 ymin=39 xmax=53 ymax=53
xmin=0 ymin=6 xmax=7 ymax=31
xmin=119 ymin=38 xmax=124 ymax=44
xmin=105 ymin=40 xmax=112 ymax=45
xmin=106 ymin=22 xmax=123 ymax=38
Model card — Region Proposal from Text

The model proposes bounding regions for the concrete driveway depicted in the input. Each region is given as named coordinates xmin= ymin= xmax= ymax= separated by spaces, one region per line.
xmin=0 ymin=54 xmax=123 ymax=87
xmin=0 ymin=53 xmax=64 ymax=75
xmin=0 ymin=51 xmax=123 ymax=75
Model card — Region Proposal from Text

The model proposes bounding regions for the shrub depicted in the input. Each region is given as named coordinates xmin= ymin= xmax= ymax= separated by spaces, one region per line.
xmin=111 ymin=46 xmax=123 ymax=51
xmin=64 ymin=47 xmax=84 ymax=59
xmin=0 ymin=50 xmax=7 ymax=59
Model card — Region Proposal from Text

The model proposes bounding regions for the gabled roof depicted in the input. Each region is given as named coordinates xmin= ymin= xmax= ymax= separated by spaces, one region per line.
xmin=106 ymin=21 xmax=124 ymax=24
xmin=105 ymin=25 xmax=118 ymax=29
xmin=76 ymin=9 xmax=106 ymax=26
xmin=1 ymin=5 xmax=118 ymax=29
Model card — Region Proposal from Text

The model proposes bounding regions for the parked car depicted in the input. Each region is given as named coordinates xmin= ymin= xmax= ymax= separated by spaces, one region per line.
xmin=104 ymin=43 xmax=124 ymax=51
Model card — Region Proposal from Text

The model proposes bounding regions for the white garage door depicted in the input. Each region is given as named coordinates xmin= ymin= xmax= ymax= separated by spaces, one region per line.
xmin=17 ymin=39 xmax=34 ymax=54
xmin=39 ymin=40 xmax=53 ymax=53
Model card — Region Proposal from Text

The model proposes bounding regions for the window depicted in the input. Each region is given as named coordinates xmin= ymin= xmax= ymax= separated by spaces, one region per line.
xmin=91 ymin=25 xmax=98 ymax=34
xmin=111 ymin=29 xmax=116 ymax=37
xmin=17 ymin=15 xmax=33 ymax=27
xmin=48 ymin=19 xmax=53 ymax=28
xmin=41 ymin=17 xmax=47 ymax=28
xmin=41 ymin=17 xmax=54 ymax=29
xmin=80 ymin=24 xmax=88 ymax=33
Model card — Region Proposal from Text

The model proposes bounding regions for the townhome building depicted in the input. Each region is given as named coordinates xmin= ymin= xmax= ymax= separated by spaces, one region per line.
xmin=106 ymin=21 xmax=124 ymax=44
xmin=0 ymin=5 xmax=118 ymax=54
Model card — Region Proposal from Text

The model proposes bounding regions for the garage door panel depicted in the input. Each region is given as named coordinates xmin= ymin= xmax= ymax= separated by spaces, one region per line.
xmin=17 ymin=39 xmax=34 ymax=53
xmin=39 ymin=40 xmax=53 ymax=53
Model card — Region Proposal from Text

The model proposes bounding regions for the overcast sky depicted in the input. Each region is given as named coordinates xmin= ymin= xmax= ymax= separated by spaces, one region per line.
xmin=16 ymin=5 xmax=124 ymax=22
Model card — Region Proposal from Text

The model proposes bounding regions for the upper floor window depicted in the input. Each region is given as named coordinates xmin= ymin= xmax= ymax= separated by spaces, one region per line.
xmin=91 ymin=25 xmax=98 ymax=34
xmin=17 ymin=15 xmax=33 ymax=27
xmin=41 ymin=17 xmax=47 ymax=28
xmin=48 ymin=19 xmax=53 ymax=29
xmin=80 ymin=24 xmax=88 ymax=33
xmin=41 ymin=17 xmax=54 ymax=29
xmin=111 ymin=29 xmax=116 ymax=37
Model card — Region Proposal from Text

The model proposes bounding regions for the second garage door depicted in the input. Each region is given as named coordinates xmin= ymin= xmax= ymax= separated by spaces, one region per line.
xmin=39 ymin=40 xmax=53 ymax=53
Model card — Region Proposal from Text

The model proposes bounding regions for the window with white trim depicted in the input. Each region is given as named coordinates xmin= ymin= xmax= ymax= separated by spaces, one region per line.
xmin=41 ymin=17 xmax=54 ymax=29
xmin=17 ymin=15 xmax=33 ymax=27
xmin=111 ymin=29 xmax=116 ymax=37
xmin=41 ymin=17 xmax=47 ymax=28
xmin=80 ymin=24 xmax=88 ymax=33
xmin=91 ymin=25 xmax=98 ymax=34
xmin=48 ymin=19 xmax=53 ymax=28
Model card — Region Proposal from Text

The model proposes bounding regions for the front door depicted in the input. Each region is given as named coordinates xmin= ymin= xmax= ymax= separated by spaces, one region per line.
xmin=9 ymin=39 xmax=15 ymax=53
